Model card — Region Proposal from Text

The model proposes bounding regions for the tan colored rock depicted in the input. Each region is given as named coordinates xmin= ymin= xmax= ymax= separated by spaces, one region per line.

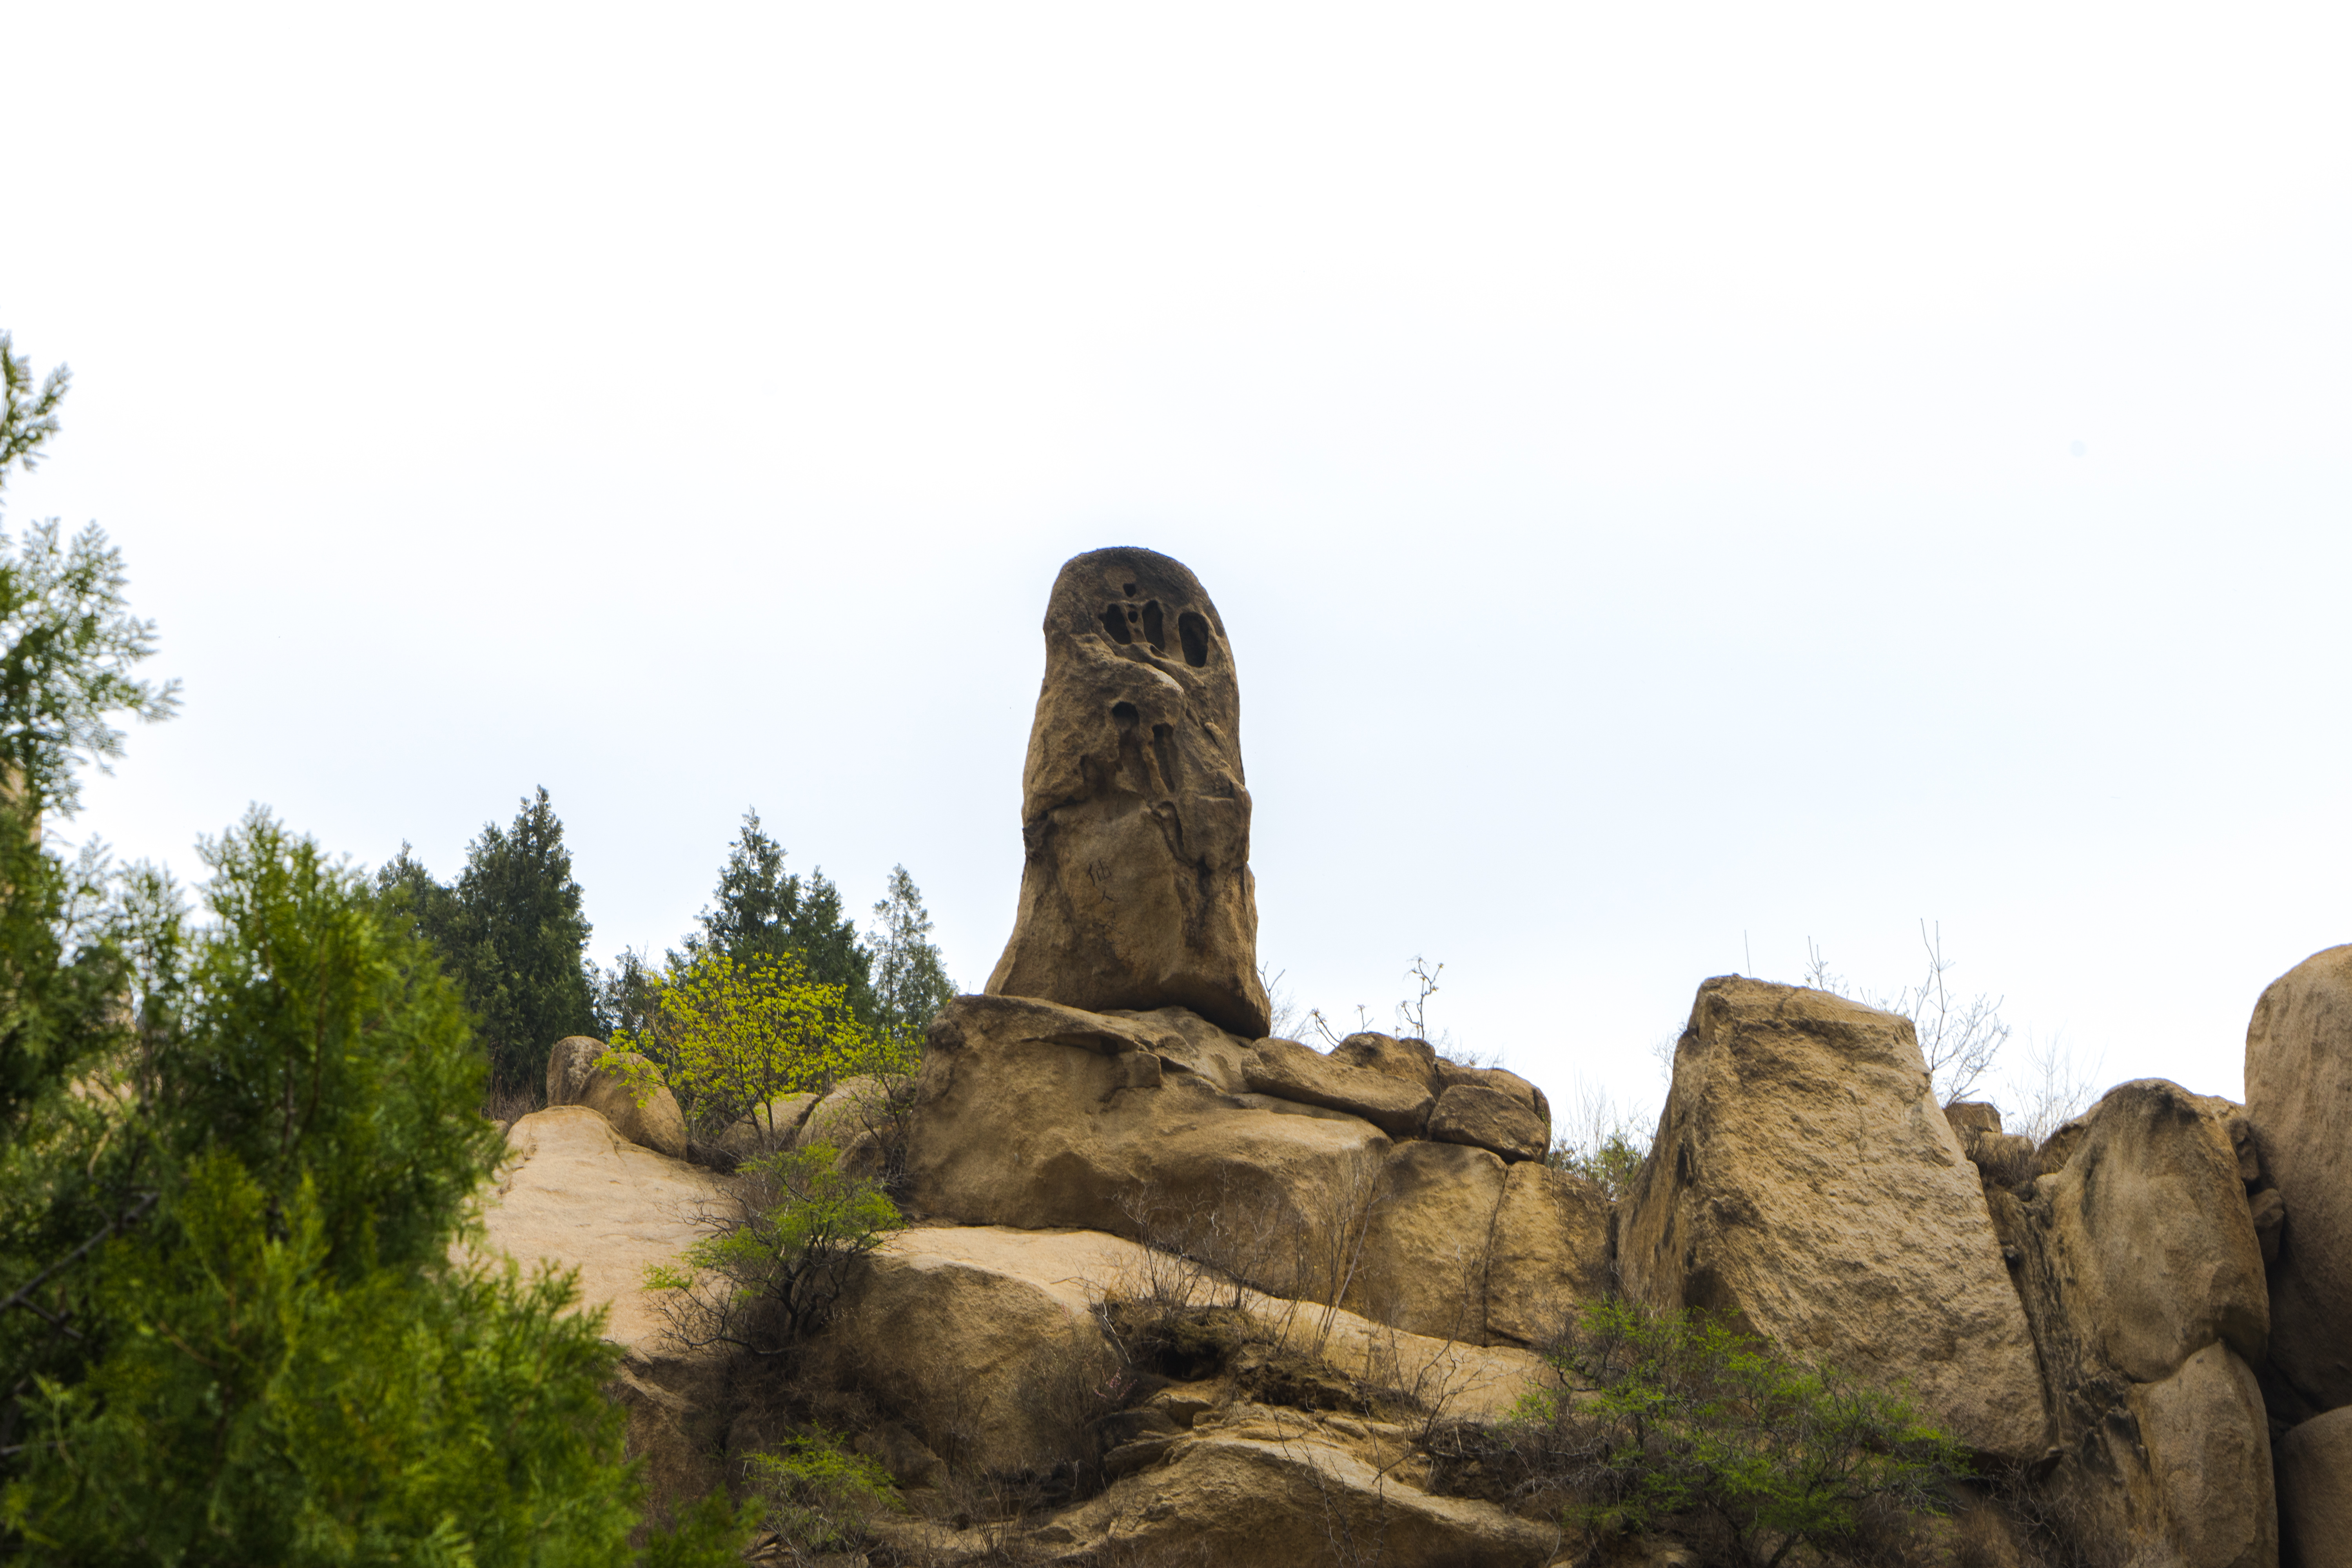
xmin=2005 ymin=1080 xmax=2278 ymax=1568
xmin=471 ymin=1107 xmax=733 ymax=1513
xmin=1107 ymin=1003 xmax=1258 ymax=1094
xmin=1049 ymin=1425 xmax=1561 ymax=1568
xmin=543 ymin=1034 xmax=687 ymax=1159
xmin=984 ymin=546 xmax=1270 ymax=1039
xmin=828 ymin=1224 xmax=1551 ymax=1483
xmin=2278 ymin=1407 xmax=2352 ymax=1568
xmin=1243 ymin=1036 xmax=1434 ymax=1137
xmin=902 ymin=996 xmax=1394 ymax=1302
xmin=1617 ymin=976 xmax=2045 ymax=1458
xmin=2246 ymin=944 xmax=2352 ymax=1416
xmin=1329 ymin=1031 xmax=1438 ymax=1086
xmin=1436 ymin=1058 xmax=1551 ymax=1128
xmin=714 ymin=1091 xmax=819 ymax=1160
xmin=1483 ymin=1161 xmax=1612 ymax=1350
xmin=796 ymin=1075 xmax=891 ymax=1167
xmin=1426 ymin=1082 xmax=1548 ymax=1162
xmin=1343 ymin=1141 xmax=1508 ymax=1340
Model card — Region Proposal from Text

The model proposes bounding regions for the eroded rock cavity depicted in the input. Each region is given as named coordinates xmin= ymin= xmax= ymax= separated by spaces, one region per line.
xmin=985 ymin=546 xmax=1270 ymax=1038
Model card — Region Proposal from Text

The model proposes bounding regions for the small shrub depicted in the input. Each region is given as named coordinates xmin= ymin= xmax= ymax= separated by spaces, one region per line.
xmin=744 ymin=1429 xmax=902 ymax=1560
xmin=1546 ymin=1129 xmax=1649 ymax=1202
xmin=1480 ymin=1299 xmax=1970 ymax=1566
xmin=646 ymin=1143 xmax=905 ymax=1353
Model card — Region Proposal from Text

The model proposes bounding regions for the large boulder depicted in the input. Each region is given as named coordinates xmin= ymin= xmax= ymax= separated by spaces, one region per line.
xmin=473 ymin=1106 xmax=731 ymax=1515
xmin=1483 ymin=1161 xmax=1612 ymax=1349
xmin=1999 ymin=1080 xmax=2278 ymax=1568
xmin=1243 ymin=1035 xmax=1436 ymax=1137
xmin=2277 ymin=1407 xmax=2352 ymax=1568
xmin=983 ymin=547 xmax=1270 ymax=1039
xmin=544 ymin=1034 xmax=688 ymax=1159
xmin=826 ymin=1224 xmax=1552 ymax=1489
xmin=2245 ymin=944 xmax=2352 ymax=1417
xmin=902 ymin=995 xmax=1395 ymax=1303
xmin=1617 ymin=976 xmax=2045 ymax=1459
xmin=1341 ymin=1141 xmax=1508 ymax=1340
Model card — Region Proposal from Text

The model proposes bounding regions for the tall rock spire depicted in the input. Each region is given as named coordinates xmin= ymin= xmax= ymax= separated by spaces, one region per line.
xmin=985 ymin=546 xmax=1271 ymax=1039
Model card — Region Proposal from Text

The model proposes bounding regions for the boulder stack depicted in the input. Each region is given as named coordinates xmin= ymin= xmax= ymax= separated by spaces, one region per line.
xmin=984 ymin=547 xmax=1271 ymax=1039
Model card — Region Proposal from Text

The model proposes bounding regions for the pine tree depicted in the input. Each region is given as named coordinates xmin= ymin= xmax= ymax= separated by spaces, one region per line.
xmin=688 ymin=809 xmax=876 ymax=1022
xmin=869 ymin=865 xmax=955 ymax=1045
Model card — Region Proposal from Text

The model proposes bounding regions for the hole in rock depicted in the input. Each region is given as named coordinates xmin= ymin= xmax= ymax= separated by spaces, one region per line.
xmin=1141 ymin=601 xmax=1166 ymax=651
xmin=1100 ymin=605 xmax=1133 ymax=643
xmin=1178 ymin=611 xmax=1212 ymax=668
xmin=1123 ymin=582 xmax=1137 ymax=596
xmin=1111 ymin=701 xmax=1139 ymax=728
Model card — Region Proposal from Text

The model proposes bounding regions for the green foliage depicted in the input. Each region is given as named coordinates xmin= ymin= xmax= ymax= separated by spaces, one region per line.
xmin=1547 ymin=1129 xmax=1650 ymax=1204
xmin=742 ymin=1430 xmax=902 ymax=1557
xmin=688 ymin=809 xmax=875 ymax=1022
xmin=606 ymin=949 xmax=909 ymax=1146
xmin=867 ymin=864 xmax=954 ymax=1048
xmin=646 ymin=1143 xmax=904 ymax=1353
xmin=376 ymin=788 xmax=597 ymax=1096
xmin=0 ymin=332 xmax=70 ymax=486
xmin=1518 ymin=1299 xmax=1968 ymax=1566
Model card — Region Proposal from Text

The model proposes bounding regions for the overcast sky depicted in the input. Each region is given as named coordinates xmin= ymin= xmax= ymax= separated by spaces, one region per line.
xmin=7 ymin=4 xmax=2347 ymax=1127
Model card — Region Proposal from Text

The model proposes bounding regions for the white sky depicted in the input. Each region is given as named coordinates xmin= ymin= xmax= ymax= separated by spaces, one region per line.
xmin=7 ymin=4 xmax=2348 ymax=1128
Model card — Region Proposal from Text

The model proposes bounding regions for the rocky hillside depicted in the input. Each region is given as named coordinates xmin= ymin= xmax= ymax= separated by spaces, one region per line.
xmin=478 ymin=548 xmax=2348 ymax=1568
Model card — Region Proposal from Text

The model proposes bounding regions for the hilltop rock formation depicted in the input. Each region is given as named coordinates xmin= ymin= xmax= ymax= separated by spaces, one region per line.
xmin=1617 ymin=976 xmax=2046 ymax=1458
xmin=2245 ymin=944 xmax=2352 ymax=1420
xmin=984 ymin=547 xmax=1271 ymax=1039
xmin=1980 ymin=1080 xmax=2278 ymax=1568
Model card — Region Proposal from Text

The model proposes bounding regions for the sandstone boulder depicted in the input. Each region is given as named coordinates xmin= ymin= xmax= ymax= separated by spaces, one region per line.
xmin=1342 ymin=1141 xmax=1508 ymax=1340
xmin=1047 ymin=1421 xmax=1561 ymax=1567
xmin=1998 ymin=1079 xmax=2278 ymax=1568
xmin=1426 ymin=1082 xmax=1548 ymax=1162
xmin=903 ymin=995 xmax=1395 ymax=1303
xmin=984 ymin=547 xmax=1270 ymax=1039
xmin=1483 ymin=1161 xmax=1612 ymax=1350
xmin=1435 ymin=1057 xmax=1551 ymax=1127
xmin=1243 ymin=1035 xmax=1435 ymax=1137
xmin=473 ymin=1106 xmax=731 ymax=1514
xmin=1617 ymin=976 xmax=2045 ymax=1458
xmin=544 ymin=1034 xmax=688 ymax=1159
xmin=2277 ymin=1407 xmax=2352 ymax=1568
xmin=796 ymin=1075 xmax=893 ymax=1174
xmin=827 ymin=1224 xmax=1552 ymax=1486
xmin=2245 ymin=944 xmax=2352 ymax=1417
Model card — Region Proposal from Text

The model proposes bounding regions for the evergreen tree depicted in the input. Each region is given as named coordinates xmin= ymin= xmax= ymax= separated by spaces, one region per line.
xmin=688 ymin=809 xmax=875 ymax=1022
xmin=868 ymin=865 xmax=955 ymax=1045
xmin=383 ymin=790 xmax=596 ymax=1096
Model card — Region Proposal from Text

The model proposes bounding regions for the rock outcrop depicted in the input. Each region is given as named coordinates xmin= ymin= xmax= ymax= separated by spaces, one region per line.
xmin=2245 ymin=945 xmax=2352 ymax=1419
xmin=2276 ymin=1407 xmax=2352 ymax=1568
xmin=1618 ymin=976 xmax=2046 ymax=1458
xmin=901 ymin=994 xmax=1593 ymax=1345
xmin=984 ymin=547 xmax=1270 ymax=1039
xmin=544 ymin=1034 xmax=688 ymax=1159
xmin=1984 ymin=1079 xmax=2278 ymax=1568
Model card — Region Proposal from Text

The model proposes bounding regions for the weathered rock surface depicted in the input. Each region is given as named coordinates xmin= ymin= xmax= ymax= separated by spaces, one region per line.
xmin=1244 ymin=1035 xmax=1436 ymax=1137
xmin=473 ymin=1107 xmax=731 ymax=1514
xmin=984 ymin=547 xmax=1270 ymax=1039
xmin=903 ymin=995 xmax=1396 ymax=1301
xmin=1483 ymin=1161 xmax=1612 ymax=1350
xmin=544 ymin=1034 xmax=688 ymax=1159
xmin=1617 ymin=976 xmax=2045 ymax=1458
xmin=1426 ymin=1083 xmax=1548 ymax=1162
xmin=2277 ymin=1407 xmax=2352 ymax=1568
xmin=1997 ymin=1079 xmax=2278 ymax=1568
xmin=1342 ymin=1141 xmax=1508 ymax=1340
xmin=829 ymin=1225 xmax=1549 ymax=1482
xmin=1048 ymin=1419 xmax=1561 ymax=1568
xmin=2245 ymin=944 xmax=2352 ymax=1417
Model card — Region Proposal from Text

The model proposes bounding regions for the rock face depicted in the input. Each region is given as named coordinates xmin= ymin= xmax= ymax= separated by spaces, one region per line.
xmin=544 ymin=1035 xmax=688 ymax=1159
xmin=1989 ymin=1080 xmax=2278 ymax=1568
xmin=900 ymin=995 xmax=1591 ymax=1344
xmin=1617 ymin=976 xmax=2045 ymax=1458
xmin=984 ymin=547 xmax=1270 ymax=1039
xmin=2245 ymin=944 xmax=2352 ymax=1418
xmin=2276 ymin=1407 xmax=2352 ymax=1568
